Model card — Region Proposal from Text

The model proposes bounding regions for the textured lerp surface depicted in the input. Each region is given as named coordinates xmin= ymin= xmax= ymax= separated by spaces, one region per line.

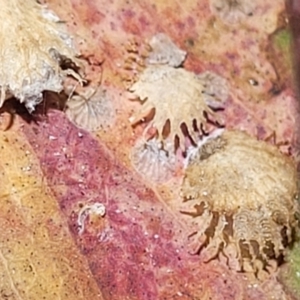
xmin=181 ymin=130 xmax=299 ymax=274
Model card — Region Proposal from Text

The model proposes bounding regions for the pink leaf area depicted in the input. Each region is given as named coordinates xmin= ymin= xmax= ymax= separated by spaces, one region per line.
xmin=21 ymin=111 xmax=282 ymax=300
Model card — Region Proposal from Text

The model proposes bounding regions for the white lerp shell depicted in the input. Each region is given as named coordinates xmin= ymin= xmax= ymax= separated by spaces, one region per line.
xmin=129 ymin=65 xmax=228 ymax=147
xmin=65 ymin=88 xmax=115 ymax=132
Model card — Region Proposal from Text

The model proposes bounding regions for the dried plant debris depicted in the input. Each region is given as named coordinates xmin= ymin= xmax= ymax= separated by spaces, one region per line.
xmin=145 ymin=33 xmax=187 ymax=67
xmin=130 ymin=137 xmax=176 ymax=183
xmin=77 ymin=202 xmax=106 ymax=235
xmin=129 ymin=65 xmax=228 ymax=148
xmin=210 ymin=0 xmax=255 ymax=24
xmin=65 ymin=88 xmax=115 ymax=132
xmin=181 ymin=130 xmax=299 ymax=274
xmin=0 ymin=0 xmax=83 ymax=112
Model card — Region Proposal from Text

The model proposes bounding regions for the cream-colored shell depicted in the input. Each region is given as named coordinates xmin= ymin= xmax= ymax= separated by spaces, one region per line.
xmin=181 ymin=130 xmax=299 ymax=272
xmin=0 ymin=0 xmax=82 ymax=112
xmin=129 ymin=65 xmax=228 ymax=146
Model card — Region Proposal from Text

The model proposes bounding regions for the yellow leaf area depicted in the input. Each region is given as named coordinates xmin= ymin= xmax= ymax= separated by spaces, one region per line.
xmin=0 ymin=118 xmax=102 ymax=299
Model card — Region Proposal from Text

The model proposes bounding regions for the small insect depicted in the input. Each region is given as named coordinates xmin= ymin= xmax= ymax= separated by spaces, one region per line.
xmin=77 ymin=202 xmax=106 ymax=234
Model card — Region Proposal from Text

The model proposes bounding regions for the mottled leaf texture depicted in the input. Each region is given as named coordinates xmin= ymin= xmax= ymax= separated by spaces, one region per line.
xmin=0 ymin=0 xmax=299 ymax=299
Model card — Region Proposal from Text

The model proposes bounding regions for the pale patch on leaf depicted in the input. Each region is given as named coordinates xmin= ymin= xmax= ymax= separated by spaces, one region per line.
xmin=146 ymin=33 xmax=187 ymax=67
xmin=210 ymin=0 xmax=256 ymax=24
